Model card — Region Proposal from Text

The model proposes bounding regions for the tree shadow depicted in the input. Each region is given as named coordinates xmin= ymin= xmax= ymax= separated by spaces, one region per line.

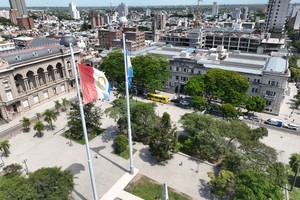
xmin=100 ymin=125 xmax=118 ymax=143
xmin=45 ymin=124 xmax=56 ymax=131
xmin=33 ymin=131 xmax=44 ymax=138
xmin=65 ymin=163 xmax=85 ymax=175
xmin=198 ymin=179 xmax=219 ymax=200
xmin=91 ymin=145 xmax=128 ymax=172
xmin=138 ymin=147 xmax=164 ymax=166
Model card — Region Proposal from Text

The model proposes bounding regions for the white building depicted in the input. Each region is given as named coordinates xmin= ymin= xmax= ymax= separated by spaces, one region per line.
xmin=240 ymin=7 xmax=248 ymax=20
xmin=69 ymin=2 xmax=80 ymax=20
xmin=232 ymin=8 xmax=241 ymax=20
xmin=145 ymin=9 xmax=151 ymax=17
xmin=117 ymin=3 xmax=128 ymax=17
xmin=264 ymin=0 xmax=290 ymax=34
xmin=212 ymin=2 xmax=219 ymax=16
xmin=132 ymin=45 xmax=290 ymax=115
xmin=0 ymin=10 xmax=10 ymax=19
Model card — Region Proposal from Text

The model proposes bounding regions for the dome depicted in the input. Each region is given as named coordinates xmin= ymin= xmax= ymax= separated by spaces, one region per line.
xmin=59 ymin=34 xmax=77 ymax=47
xmin=119 ymin=16 xmax=128 ymax=24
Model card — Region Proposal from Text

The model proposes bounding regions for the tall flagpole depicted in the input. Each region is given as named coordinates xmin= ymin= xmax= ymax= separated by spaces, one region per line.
xmin=69 ymin=43 xmax=99 ymax=200
xmin=123 ymin=33 xmax=134 ymax=175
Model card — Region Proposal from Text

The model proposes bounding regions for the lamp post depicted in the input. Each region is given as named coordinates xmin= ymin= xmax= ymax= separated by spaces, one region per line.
xmin=60 ymin=35 xmax=98 ymax=200
xmin=22 ymin=159 xmax=29 ymax=174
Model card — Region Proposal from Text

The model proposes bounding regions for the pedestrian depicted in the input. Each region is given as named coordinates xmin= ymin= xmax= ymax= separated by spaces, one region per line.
xmin=293 ymin=119 xmax=295 ymax=122
xmin=179 ymin=161 xmax=183 ymax=166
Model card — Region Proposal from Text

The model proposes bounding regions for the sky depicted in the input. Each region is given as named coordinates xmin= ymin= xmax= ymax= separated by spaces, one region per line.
xmin=1 ymin=0 xmax=300 ymax=7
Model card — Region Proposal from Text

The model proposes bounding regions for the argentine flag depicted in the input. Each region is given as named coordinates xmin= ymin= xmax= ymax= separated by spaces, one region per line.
xmin=126 ymin=49 xmax=133 ymax=89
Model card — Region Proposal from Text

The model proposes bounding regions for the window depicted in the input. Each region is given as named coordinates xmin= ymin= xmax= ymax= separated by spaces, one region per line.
xmin=252 ymin=88 xmax=255 ymax=92
xmin=254 ymin=78 xmax=256 ymax=82
xmin=176 ymin=76 xmax=179 ymax=80
xmin=255 ymin=88 xmax=258 ymax=93
xmin=276 ymin=82 xmax=279 ymax=86
xmin=33 ymin=95 xmax=39 ymax=103
xmin=257 ymin=79 xmax=260 ymax=83
xmin=53 ymin=87 xmax=57 ymax=94
xmin=23 ymin=99 xmax=29 ymax=108
xmin=43 ymin=91 xmax=48 ymax=99
xmin=183 ymin=68 xmax=187 ymax=72
xmin=3 ymin=80 xmax=9 ymax=88
xmin=176 ymin=67 xmax=179 ymax=71
xmin=6 ymin=90 xmax=13 ymax=101
xmin=61 ymin=84 xmax=65 ymax=92
xmin=169 ymin=67 xmax=172 ymax=70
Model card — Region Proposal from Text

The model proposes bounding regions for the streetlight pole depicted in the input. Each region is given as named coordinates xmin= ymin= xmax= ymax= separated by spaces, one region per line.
xmin=60 ymin=35 xmax=98 ymax=200
xmin=22 ymin=159 xmax=29 ymax=174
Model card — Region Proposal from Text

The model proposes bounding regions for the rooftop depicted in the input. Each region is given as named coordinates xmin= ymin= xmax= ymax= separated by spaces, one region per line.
xmin=264 ymin=57 xmax=287 ymax=73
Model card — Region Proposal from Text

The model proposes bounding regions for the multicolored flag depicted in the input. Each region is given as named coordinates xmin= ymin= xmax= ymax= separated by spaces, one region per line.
xmin=78 ymin=64 xmax=110 ymax=104
xmin=126 ymin=49 xmax=133 ymax=89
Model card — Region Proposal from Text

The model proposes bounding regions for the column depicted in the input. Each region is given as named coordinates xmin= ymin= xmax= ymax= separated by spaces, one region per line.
xmin=35 ymin=76 xmax=40 ymax=87
xmin=237 ymin=37 xmax=241 ymax=50
xmin=54 ymin=69 xmax=58 ymax=80
xmin=45 ymin=72 xmax=49 ymax=84
xmin=24 ymin=79 xmax=30 ymax=91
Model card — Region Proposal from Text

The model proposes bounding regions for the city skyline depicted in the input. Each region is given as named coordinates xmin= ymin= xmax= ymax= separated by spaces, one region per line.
xmin=1 ymin=0 xmax=300 ymax=8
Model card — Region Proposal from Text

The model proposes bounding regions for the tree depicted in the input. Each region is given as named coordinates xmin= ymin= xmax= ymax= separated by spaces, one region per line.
xmin=43 ymin=109 xmax=57 ymax=130
xmin=81 ymin=20 xmax=90 ymax=31
xmin=234 ymin=170 xmax=284 ymax=200
xmin=99 ymin=50 xmax=126 ymax=94
xmin=131 ymin=54 xmax=170 ymax=93
xmin=208 ymin=170 xmax=235 ymax=198
xmin=191 ymin=96 xmax=208 ymax=111
xmin=35 ymin=112 xmax=41 ymax=120
xmin=0 ymin=176 xmax=38 ymax=200
xmin=113 ymin=135 xmax=128 ymax=154
xmin=289 ymin=153 xmax=300 ymax=191
xmin=3 ymin=163 xmax=23 ymax=176
xmin=249 ymin=127 xmax=268 ymax=141
xmin=54 ymin=100 xmax=62 ymax=113
xmin=267 ymin=162 xmax=288 ymax=187
xmin=22 ymin=117 xmax=31 ymax=132
xmin=106 ymin=98 xmax=159 ymax=144
xmin=245 ymin=95 xmax=266 ymax=113
xmin=33 ymin=120 xmax=45 ymax=137
xmin=61 ymin=98 xmax=70 ymax=111
xmin=67 ymin=102 xmax=103 ymax=140
xmin=185 ymin=75 xmax=205 ymax=96
xmin=28 ymin=167 xmax=74 ymax=199
xmin=218 ymin=103 xmax=238 ymax=119
xmin=149 ymin=112 xmax=177 ymax=162
xmin=0 ymin=140 xmax=10 ymax=157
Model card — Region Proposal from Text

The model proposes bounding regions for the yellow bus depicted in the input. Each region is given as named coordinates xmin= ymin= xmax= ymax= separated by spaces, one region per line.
xmin=147 ymin=93 xmax=169 ymax=104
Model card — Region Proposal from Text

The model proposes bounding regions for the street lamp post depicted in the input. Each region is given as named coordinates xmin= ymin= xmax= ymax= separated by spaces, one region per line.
xmin=60 ymin=35 xmax=98 ymax=200
xmin=22 ymin=159 xmax=29 ymax=174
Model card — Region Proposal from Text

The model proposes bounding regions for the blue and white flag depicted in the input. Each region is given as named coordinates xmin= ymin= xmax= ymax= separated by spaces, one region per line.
xmin=126 ymin=49 xmax=133 ymax=89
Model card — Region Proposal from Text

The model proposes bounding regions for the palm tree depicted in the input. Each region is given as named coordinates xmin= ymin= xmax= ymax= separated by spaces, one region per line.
xmin=61 ymin=98 xmax=70 ymax=111
xmin=289 ymin=153 xmax=300 ymax=191
xmin=54 ymin=100 xmax=62 ymax=113
xmin=43 ymin=109 xmax=57 ymax=130
xmin=33 ymin=120 xmax=45 ymax=137
xmin=0 ymin=140 xmax=11 ymax=157
xmin=36 ymin=112 xmax=41 ymax=120
xmin=22 ymin=117 xmax=31 ymax=132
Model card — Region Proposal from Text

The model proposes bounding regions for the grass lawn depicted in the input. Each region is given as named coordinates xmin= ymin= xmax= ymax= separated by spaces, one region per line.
xmin=114 ymin=148 xmax=137 ymax=160
xmin=288 ymin=173 xmax=300 ymax=200
xmin=125 ymin=174 xmax=193 ymax=200
xmin=62 ymin=129 xmax=104 ymax=145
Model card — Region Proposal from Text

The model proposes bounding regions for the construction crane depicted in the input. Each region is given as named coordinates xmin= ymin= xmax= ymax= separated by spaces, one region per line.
xmin=194 ymin=0 xmax=202 ymax=28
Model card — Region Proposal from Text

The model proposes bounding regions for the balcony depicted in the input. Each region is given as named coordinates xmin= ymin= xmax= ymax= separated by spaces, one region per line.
xmin=264 ymin=94 xmax=276 ymax=100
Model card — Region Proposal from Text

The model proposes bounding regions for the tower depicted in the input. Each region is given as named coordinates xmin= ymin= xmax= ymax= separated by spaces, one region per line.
xmin=69 ymin=2 xmax=80 ymax=20
xmin=211 ymin=2 xmax=219 ymax=16
xmin=117 ymin=3 xmax=128 ymax=17
xmin=9 ymin=0 xmax=28 ymax=16
xmin=264 ymin=0 xmax=290 ymax=37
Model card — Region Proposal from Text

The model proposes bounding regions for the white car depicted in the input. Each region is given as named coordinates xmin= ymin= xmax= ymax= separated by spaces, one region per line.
xmin=282 ymin=123 xmax=299 ymax=130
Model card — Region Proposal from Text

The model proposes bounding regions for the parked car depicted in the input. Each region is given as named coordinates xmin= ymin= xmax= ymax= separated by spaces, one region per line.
xmin=179 ymin=100 xmax=190 ymax=107
xmin=249 ymin=115 xmax=259 ymax=122
xmin=264 ymin=118 xmax=283 ymax=127
xmin=282 ymin=123 xmax=298 ymax=130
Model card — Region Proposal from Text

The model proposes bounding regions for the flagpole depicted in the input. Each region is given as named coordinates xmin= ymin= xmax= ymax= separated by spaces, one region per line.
xmin=69 ymin=43 xmax=99 ymax=200
xmin=123 ymin=33 xmax=134 ymax=175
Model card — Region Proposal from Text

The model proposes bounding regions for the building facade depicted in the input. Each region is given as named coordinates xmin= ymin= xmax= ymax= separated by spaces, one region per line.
xmin=155 ymin=13 xmax=167 ymax=30
xmin=117 ymin=3 xmax=128 ymax=17
xmin=69 ymin=2 xmax=80 ymax=20
xmin=17 ymin=17 xmax=34 ymax=30
xmin=0 ymin=38 xmax=80 ymax=121
xmin=90 ymin=11 xmax=104 ymax=29
xmin=264 ymin=0 xmax=290 ymax=36
xmin=9 ymin=0 xmax=27 ymax=16
xmin=211 ymin=2 xmax=219 ymax=16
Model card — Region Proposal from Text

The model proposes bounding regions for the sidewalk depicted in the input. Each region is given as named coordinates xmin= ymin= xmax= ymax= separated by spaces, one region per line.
xmin=0 ymin=90 xmax=77 ymax=140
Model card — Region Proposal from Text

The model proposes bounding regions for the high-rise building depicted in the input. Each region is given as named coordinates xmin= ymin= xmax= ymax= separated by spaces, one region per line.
xmin=17 ymin=16 xmax=34 ymax=30
xmin=232 ymin=8 xmax=241 ymax=20
xmin=155 ymin=12 xmax=166 ymax=30
xmin=9 ymin=0 xmax=28 ymax=16
xmin=240 ymin=7 xmax=248 ymax=20
xmin=90 ymin=11 xmax=104 ymax=29
xmin=0 ymin=10 xmax=10 ymax=19
xmin=145 ymin=9 xmax=151 ymax=17
xmin=264 ymin=0 xmax=290 ymax=35
xmin=9 ymin=9 xmax=19 ymax=25
xmin=69 ymin=2 xmax=80 ymax=20
xmin=211 ymin=2 xmax=219 ymax=16
xmin=117 ymin=3 xmax=128 ymax=17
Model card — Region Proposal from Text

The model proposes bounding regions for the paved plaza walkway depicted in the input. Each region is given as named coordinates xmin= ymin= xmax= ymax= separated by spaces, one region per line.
xmin=1 ymin=83 xmax=300 ymax=199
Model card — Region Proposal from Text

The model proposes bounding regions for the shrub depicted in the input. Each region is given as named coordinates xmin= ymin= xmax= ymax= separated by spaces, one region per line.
xmin=113 ymin=135 xmax=128 ymax=154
